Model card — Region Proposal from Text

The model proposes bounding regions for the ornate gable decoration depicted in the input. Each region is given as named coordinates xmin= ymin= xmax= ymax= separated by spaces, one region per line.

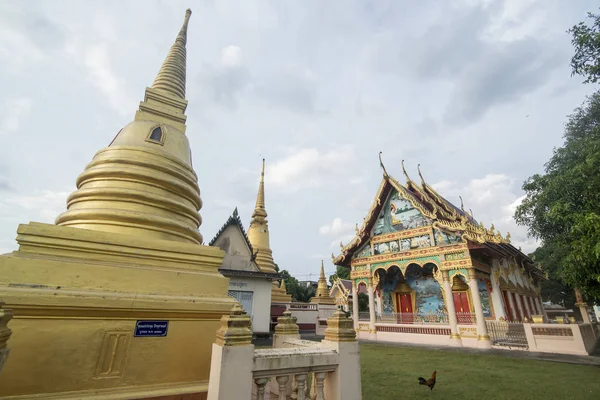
xmin=208 ymin=207 xmax=254 ymax=254
xmin=332 ymin=155 xmax=511 ymax=266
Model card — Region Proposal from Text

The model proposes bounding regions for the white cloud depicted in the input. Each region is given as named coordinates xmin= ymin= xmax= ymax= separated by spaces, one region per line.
xmin=431 ymin=174 xmax=539 ymax=253
xmin=319 ymin=217 xmax=354 ymax=236
xmin=266 ymin=145 xmax=355 ymax=192
xmin=82 ymin=44 xmax=134 ymax=116
xmin=220 ymin=45 xmax=243 ymax=67
xmin=0 ymin=97 xmax=33 ymax=134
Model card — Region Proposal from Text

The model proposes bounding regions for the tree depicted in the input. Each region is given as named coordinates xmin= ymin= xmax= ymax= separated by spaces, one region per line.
xmin=328 ymin=265 xmax=351 ymax=286
xmin=569 ymin=9 xmax=600 ymax=84
xmin=529 ymin=246 xmax=577 ymax=308
xmin=515 ymin=91 xmax=600 ymax=299
xmin=294 ymin=285 xmax=316 ymax=303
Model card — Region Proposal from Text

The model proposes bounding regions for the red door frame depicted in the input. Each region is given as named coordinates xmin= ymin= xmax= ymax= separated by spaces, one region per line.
xmin=453 ymin=291 xmax=472 ymax=324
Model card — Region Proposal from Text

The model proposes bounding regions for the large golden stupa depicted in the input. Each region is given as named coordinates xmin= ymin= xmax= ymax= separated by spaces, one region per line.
xmin=0 ymin=9 xmax=236 ymax=400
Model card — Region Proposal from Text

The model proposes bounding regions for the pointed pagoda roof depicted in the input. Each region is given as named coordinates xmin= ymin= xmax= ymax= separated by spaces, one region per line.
xmin=311 ymin=260 xmax=335 ymax=305
xmin=332 ymin=153 xmax=521 ymax=267
xmin=55 ymin=9 xmax=204 ymax=244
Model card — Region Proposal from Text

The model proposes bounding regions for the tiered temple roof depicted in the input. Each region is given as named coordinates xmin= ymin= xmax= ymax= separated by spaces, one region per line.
xmin=333 ymin=153 xmax=542 ymax=278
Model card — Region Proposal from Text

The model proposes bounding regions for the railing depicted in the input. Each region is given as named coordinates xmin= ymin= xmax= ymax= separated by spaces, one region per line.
xmin=376 ymin=312 xmax=449 ymax=325
xmin=358 ymin=312 xmax=370 ymax=321
xmin=486 ymin=321 xmax=528 ymax=349
xmin=456 ymin=312 xmax=476 ymax=325
xmin=289 ymin=303 xmax=318 ymax=311
xmin=252 ymin=343 xmax=338 ymax=400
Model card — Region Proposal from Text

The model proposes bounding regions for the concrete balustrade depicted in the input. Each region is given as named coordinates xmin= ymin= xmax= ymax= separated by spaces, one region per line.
xmin=207 ymin=306 xmax=362 ymax=400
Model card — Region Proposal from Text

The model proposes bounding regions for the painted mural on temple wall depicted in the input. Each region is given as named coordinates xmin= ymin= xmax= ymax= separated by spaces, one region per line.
xmin=354 ymin=243 xmax=372 ymax=258
xmin=404 ymin=265 xmax=446 ymax=316
xmin=377 ymin=268 xmax=401 ymax=314
xmin=372 ymin=190 xmax=429 ymax=236
xmin=433 ymin=229 xmax=462 ymax=246
xmin=373 ymin=235 xmax=432 ymax=255
xmin=477 ymin=279 xmax=492 ymax=318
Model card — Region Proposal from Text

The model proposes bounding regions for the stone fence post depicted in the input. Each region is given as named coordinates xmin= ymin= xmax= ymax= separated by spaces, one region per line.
xmin=322 ymin=310 xmax=362 ymax=400
xmin=207 ymin=303 xmax=254 ymax=400
xmin=273 ymin=310 xmax=300 ymax=348
xmin=0 ymin=300 xmax=13 ymax=375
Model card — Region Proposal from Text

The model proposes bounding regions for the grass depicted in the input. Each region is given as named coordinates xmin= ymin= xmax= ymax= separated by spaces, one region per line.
xmin=360 ymin=343 xmax=600 ymax=399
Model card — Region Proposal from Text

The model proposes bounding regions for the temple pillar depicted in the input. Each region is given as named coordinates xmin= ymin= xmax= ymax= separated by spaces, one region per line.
xmin=351 ymin=281 xmax=359 ymax=331
xmin=367 ymin=280 xmax=376 ymax=336
xmin=522 ymin=295 xmax=532 ymax=320
xmin=467 ymin=269 xmax=492 ymax=348
xmin=536 ymin=296 xmax=546 ymax=321
xmin=490 ymin=272 xmax=507 ymax=320
xmin=513 ymin=292 xmax=525 ymax=321
xmin=506 ymin=291 xmax=517 ymax=321
xmin=442 ymin=271 xmax=462 ymax=346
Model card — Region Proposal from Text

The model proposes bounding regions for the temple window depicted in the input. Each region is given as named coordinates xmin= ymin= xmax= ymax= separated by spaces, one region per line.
xmin=146 ymin=126 xmax=165 ymax=145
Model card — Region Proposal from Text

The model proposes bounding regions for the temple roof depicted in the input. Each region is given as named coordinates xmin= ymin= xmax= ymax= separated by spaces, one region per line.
xmin=208 ymin=207 xmax=254 ymax=255
xmin=333 ymin=154 xmax=535 ymax=271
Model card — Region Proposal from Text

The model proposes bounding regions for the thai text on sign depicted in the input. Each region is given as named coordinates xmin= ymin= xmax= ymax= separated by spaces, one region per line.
xmin=134 ymin=320 xmax=169 ymax=337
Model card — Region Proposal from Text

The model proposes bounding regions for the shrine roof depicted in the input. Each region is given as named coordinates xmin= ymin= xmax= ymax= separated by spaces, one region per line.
xmin=208 ymin=207 xmax=254 ymax=255
xmin=332 ymin=154 xmax=529 ymax=269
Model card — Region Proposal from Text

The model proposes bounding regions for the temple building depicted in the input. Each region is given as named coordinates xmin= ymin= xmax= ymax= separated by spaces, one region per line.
xmin=0 ymin=10 xmax=236 ymax=399
xmin=246 ymin=159 xmax=292 ymax=304
xmin=209 ymin=208 xmax=280 ymax=335
xmin=329 ymin=278 xmax=367 ymax=312
xmin=332 ymin=155 xmax=545 ymax=348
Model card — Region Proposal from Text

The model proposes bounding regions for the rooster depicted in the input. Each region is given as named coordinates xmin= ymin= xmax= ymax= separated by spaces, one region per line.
xmin=418 ymin=370 xmax=436 ymax=391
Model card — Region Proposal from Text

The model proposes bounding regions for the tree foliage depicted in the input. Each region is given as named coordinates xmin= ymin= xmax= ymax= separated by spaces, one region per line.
xmin=278 ymin=268 xmax=315 ymax=303
xmin=515 ymin=92 xmax=600 ymax=299
xmin=328 ymin=265 xmax=351 ymax=286
xmin=569 ymin=9 xmax=600 ymax=84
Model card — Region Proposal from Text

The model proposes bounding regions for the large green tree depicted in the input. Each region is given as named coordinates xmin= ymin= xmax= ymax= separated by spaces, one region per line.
xmin=569 ymin=9 xmax=600 ymax=84
xmin=515 ymin=92 xmax=600 ymax=299
xmin=515 ymin=10 xmax=600 ymax=300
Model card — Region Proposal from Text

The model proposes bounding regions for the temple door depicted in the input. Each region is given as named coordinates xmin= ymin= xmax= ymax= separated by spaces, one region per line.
xmin=502 ymin=291 xmax=514 ymax=321
xmin=453 ymin=292 xmax=472 ymax=324
xmin=396 ymin=293 xmax=413 ymax=324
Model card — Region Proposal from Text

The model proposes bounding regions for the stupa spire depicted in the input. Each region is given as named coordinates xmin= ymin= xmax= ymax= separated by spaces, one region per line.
xmin=151 ymin=9 xmax=191 ymax=99
xmin=311 ymin=260 xmax=335 ymax=305
xmin=252 ymin=159 xmax=267 ymax=220
xmin=55 ymin=10 xmax=204 ymax=244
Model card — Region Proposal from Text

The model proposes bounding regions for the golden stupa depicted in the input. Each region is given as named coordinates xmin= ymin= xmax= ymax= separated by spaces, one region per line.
xmin=0 ymin=9 xmax=236 ymax=399
xmin=311 ymin=260 xmax=336 ymax=305
xmin=246 ymin=159 xmax=292 ymax=303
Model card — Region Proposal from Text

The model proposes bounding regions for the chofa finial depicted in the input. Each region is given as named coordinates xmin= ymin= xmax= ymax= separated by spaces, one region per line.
xmin=401 ymin=159 xmax=410 ymax=182
xmin=459 ymin=196 xmax=465 ymax=212
xmin=378 ymin=152 xmax=388 ymax=177
xmin=417 ymin=164 xmax=425 ymax=185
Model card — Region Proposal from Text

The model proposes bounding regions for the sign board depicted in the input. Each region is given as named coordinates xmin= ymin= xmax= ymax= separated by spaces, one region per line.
xmin=134 ymin=320 xmax=169 ymax=337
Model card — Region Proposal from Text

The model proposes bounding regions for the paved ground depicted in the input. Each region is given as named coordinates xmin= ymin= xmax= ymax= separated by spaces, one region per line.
xmin=253 ymin=333 xmax=600 ymax=367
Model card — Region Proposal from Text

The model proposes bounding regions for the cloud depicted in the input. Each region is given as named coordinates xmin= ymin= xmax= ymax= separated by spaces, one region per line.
xmin=81 ymin=44 xmax=135 ymax=116
xmin=431 ymin=173 xmax=539 ymax=253
xmin=319 ymin=217 xmax=354 ymax=236
xmin=0 ymin=97 xmax=33 ymax=134
xmin=266 ymin=145 xmax=355 ymax=191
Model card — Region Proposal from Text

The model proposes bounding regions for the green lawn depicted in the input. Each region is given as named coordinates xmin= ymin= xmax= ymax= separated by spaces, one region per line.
xmin=360 ymin=343 xmax=600 ymax=399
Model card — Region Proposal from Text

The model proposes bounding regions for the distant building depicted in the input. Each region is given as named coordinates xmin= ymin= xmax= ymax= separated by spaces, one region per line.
xmin=210 ymin=208 xmax=280 ymax=335
xmin=299 ymin=280 xmax=319 ymax=289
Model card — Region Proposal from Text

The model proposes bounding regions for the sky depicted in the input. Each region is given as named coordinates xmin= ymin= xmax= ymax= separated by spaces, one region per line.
xmin=0 ymin=0 xmax=597 ymax=281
